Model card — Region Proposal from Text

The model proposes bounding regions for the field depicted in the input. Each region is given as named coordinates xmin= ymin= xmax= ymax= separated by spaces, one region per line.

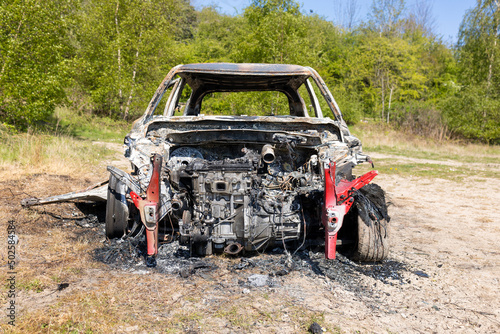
xmin=1 ymin=123 xmax=499 ymax=333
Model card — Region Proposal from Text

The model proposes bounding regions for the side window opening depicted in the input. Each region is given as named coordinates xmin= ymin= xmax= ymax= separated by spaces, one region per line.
xmin=309 ymin=76 xmax=340 ymax=121
xmin=298 ymin=79 xmax=324 ymax=118
xmin=158 ymin=76 xmax=192 ymax=116
xmin=153 ymin=77 xmax=179 ymax=116
xmin=177 ymin=82 xmax=191 ymax=116
xmin=298 ymin=83 xmax=313 ymax=117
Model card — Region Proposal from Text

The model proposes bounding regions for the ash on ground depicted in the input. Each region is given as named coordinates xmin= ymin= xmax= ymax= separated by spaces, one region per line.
xmin=94 ymin=235 xmax=419 ymax=293
xmin=94 ymin=237 xmax=219 ymax=277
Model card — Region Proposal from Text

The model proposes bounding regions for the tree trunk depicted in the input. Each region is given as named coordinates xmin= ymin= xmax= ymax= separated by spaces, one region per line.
xmin=487 ymin=0 xmax=499 ymax=94
xmin=484 ymin=0 xmax=499 ymax=129
xmin=123 ymin=30 xmax=142 ymax=120
xmin=381 ymin=75 xmax=385 ymax=120
xmin=387 ymin=85 xmax=393 ymax=123
xmin=279 ymin=11 xmax=284 ymax=63
xmin=115 ymin=0 xmax=122 ymax=116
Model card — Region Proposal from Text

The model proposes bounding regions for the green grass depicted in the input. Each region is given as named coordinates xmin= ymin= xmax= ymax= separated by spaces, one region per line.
xmin=349 ymin=122 xmax=500 ymax=180
xmin=0 ymin=106 xmax=128 ymax=175
xmin=351 ymin=122 xmax=500 ymax=166
xmin=354 ymin=158 xmax=499 ymax=181
xmin=53 ymin=107 xmax=130 ymax=143
xmin=17 ymin=279 xmax=45 ymax=293
xmin=365 ymin=144 xmax=500 ymax=165
xmin=0 ymin=127 xmax=112 ymax=174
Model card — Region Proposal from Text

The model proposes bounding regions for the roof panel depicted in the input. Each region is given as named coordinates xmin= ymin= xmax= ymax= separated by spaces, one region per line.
xmin=176 ymin=63 xmax=312 ymax=76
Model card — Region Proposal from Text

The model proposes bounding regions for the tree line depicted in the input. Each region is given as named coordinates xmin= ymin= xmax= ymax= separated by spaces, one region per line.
xmin=1 ymin=0 xmax=499 ymax=143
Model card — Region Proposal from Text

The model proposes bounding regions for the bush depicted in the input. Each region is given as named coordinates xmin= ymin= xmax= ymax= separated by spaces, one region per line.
xmin=442 ymin=85 xmax=500 ymax=144
xmin=390 ymin=101 xmax=449 ymax=141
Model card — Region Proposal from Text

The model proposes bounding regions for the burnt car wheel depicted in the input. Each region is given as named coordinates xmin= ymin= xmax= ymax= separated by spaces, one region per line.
xmin=105 ymin=174 xmax=130 ymax=239
xmin=351 ymin=183 xmax=390 ymax=262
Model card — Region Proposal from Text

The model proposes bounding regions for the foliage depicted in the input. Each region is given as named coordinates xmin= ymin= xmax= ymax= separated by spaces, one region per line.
xmin=69 ymin=0 xmax=195 ymax=119
xmin=368 ymin=0 xmax=406 ymax=36
xmin=184 ymin=7 xmax=244 ymax=63
xmin=457 ymin=0 xmax=500 ymax=93
xmin=0 ymin=0 xmax=72 ymax=129
xmin=453 ymin=0 xmax=500 ymax=142
xmin=442 ymin=84 xmax=500 ymax=143
xmin=232 ymin=0 xmax=308 ymax=64
xmin=390 ymin=100 xmax=448 ymax=140
xmin=1 ymin=0 xmax=498 ymax=143
xmin=201 ymin=91 xmax=290 ymax=116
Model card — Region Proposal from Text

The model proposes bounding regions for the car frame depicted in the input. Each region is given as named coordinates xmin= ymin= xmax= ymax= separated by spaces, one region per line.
xmin=23 ymin=63 xmax=390 ymax=267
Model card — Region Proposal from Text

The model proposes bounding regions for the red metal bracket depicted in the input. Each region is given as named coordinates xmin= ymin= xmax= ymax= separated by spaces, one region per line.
xmin=322 ymin=162 xmax=378 ymax=259
xmin=129 ymin=154 xmax=162 ymax=261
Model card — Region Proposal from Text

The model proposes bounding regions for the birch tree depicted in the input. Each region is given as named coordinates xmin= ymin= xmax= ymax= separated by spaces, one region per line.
xmin=445 ymin=0 xmax=500 ymax=142
xmin=71 ymin=0 xmax=194 ymax=118
xmin=457 ymin=0 xmax=500 ymax=93
xmin=0 ymin=0 xmax=72 ymax=128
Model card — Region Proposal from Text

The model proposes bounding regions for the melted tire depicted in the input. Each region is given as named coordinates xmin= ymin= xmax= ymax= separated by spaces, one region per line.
xmin=351 ymin=183 xmax=390 ymax=262
xmin=105 ymin=174 xmax=130 ymax=239
xmin=353 ymin=214 xmax=389 ymax=261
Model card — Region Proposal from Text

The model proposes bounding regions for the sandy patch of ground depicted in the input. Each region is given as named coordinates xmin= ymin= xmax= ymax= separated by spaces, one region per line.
xmin=1 ymin=149 xmax=499 ymax=333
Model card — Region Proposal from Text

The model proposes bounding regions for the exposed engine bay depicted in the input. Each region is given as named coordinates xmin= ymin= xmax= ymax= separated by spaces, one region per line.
xmin=166 ymin=142 xmax=323 ymax=256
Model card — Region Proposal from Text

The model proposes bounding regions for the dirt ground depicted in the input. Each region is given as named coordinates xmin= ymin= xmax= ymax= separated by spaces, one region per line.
xmin=1 ymin=147 xmax=499 ymax=333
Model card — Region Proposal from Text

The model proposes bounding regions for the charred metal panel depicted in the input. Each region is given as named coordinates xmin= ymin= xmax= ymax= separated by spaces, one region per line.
xmin=23 ymin=63 xmax=387 ymax=262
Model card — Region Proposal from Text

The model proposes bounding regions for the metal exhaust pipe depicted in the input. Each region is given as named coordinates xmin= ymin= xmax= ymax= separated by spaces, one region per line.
xmin=261 ymin=144 xmax=275 ymax=164
xmin=171 ymin=198 xmax=183 ymax=211
xmin=224 ymin=242 xmax=243 ymax=255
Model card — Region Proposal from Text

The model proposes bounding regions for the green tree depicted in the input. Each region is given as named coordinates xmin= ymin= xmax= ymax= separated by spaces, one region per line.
xmin=0 ymin=0 xmax=72 ymax=128
xmin=448 ymin=0 xmax=500 ymax=142
xmin=368 ymin=0 xmax=406 ymax=36
xmin=443 ymin=85 xmax=500 ymax=143
xmin=183 ymin=7 xmax=244 ymax=63
xmin=232 ymin=0 xmax=308 ymax=64
xmin=70 ymin=0 xmax=194 ymax=119
xmin=457 ymin=0 xmax=500 ymax=93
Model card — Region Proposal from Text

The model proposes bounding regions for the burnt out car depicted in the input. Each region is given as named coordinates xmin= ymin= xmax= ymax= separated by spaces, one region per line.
xmin=24 ymin=63 xmax=389 ymax=267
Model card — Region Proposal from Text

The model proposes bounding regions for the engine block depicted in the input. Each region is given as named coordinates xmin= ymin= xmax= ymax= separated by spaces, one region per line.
xmin=169 ymin=146 xmax=307 ymax=256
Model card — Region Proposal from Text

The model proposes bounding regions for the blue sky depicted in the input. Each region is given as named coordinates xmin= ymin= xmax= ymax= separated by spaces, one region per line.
xmin=192 ymin=0 xmax=477 ymax=44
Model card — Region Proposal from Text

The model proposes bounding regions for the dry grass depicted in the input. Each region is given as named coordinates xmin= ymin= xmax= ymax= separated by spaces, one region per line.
xmin=1 ymin=121 xmax=498 ymax=333
xmin=352 ymin=122 xmax=500 ymax=164
xmin=0 ymin=129 xmax=111 ymax=179
xmin=7 ymin=280 xmax=326 ymax=333
xmin=0 ymin=171 xmax=327 ymax=333
xmin=351 ymin=122 xmax=500 ymax=180
xmin=0 ymin=129 xmax=116 ymax=333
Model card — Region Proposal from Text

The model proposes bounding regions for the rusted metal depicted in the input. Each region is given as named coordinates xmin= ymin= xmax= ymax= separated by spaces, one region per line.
xmin=174 ymin=63 xmax=312 ymax=75
xmin=224 ymin=242 xmax=243 ymax=255
xmin=23 ymin=63 xmax=389 ymax=263
xmin=141 ymin=63 xmax=336 ymax=122
xmin=261 ymin=144 xmax=276 ymax=164
xmin=322 ymin=163 xmax=379 ymax=259
xmin=129 ymin=154 xmax=162 ymax=266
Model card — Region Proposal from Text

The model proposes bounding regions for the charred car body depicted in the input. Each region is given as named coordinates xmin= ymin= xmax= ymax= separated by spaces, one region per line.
xmin=23 ymin=63 xmax=389 ymax=267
